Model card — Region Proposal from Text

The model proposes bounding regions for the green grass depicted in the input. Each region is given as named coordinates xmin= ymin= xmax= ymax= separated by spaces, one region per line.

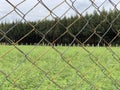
xmin=0 ymin=45 xmax=120 ymax=90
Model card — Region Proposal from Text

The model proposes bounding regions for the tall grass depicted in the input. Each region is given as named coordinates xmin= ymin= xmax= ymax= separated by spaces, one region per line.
xmin=0 ymin=45 xmax=120 ymax=90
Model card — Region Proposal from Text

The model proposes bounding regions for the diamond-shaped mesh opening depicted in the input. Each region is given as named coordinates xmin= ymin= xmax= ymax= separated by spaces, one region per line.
xmin=1 ymin=22 xmax=34 ymax=44
xmin=17 ymin=1 xmax=50 ymax=21
xmin=0 ymin=0 xmax=120 ymax=90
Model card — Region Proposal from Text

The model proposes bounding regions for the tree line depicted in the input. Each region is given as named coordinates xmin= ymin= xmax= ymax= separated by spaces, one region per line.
xmin=0 ymin=9 xmax=120 ymax=46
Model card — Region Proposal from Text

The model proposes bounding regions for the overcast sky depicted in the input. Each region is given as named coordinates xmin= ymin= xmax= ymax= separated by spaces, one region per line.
xmin=0 ymin=0 xmax=119 ymax=22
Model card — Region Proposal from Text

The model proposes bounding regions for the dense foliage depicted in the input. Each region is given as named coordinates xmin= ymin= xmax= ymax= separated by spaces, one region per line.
xmin=0 ymin=9 xmax=120 ymax=46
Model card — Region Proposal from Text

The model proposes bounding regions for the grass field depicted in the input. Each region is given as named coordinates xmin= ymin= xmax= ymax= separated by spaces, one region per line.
xmin=0 ymin=45 xmax=120 ymax=90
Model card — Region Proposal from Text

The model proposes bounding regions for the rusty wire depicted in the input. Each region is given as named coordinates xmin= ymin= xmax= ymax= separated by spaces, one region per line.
xmin=0 ymin=0 xmax=120 ymax=89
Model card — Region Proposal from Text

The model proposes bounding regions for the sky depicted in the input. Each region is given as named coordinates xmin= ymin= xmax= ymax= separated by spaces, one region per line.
xmin=0 ymin=0 xmax=119 ymax=22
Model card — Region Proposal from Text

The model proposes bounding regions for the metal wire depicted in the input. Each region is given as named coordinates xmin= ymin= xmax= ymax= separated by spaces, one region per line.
xmin=0 ymin=0 xmax=120 ymax=89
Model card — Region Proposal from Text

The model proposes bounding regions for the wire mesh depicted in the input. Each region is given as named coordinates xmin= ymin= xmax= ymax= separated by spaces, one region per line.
xmin=0 ymin=0 xmax=120 ymax=89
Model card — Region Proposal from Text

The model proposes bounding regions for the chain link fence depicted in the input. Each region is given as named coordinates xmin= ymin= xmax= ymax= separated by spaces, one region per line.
xmin=0 ymin=0 xmax=120 ymax=89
